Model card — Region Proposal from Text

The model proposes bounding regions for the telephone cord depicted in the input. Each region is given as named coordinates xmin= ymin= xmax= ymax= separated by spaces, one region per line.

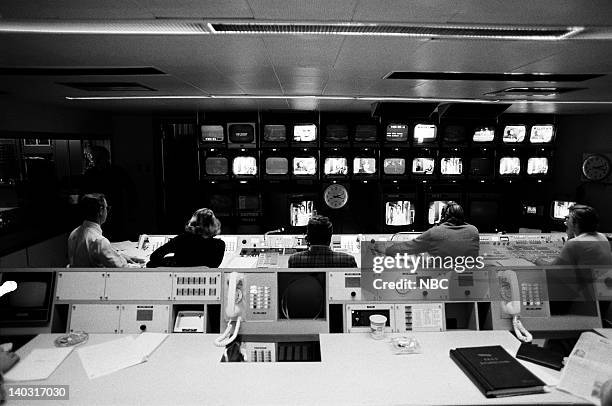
xmin=513 ymin=315 xmax=533 ymax=343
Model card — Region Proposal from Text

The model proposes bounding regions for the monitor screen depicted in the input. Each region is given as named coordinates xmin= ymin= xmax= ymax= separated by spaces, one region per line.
xmin=522 ymin=204 xmax=544 ymax=216
xmin=525 ymin=205 xmax=538 ymax=215
xmin=499 ymin=157 xmax=521 ymax=175
xmin=200 ymin=125 xmax=224 ymax=142
xmin=324 ymin=157 xmax=348 ymax=175
xmin=527 ymin=157 xmax=549 ymax=175
xmin=263 ymin=125 xmax=287 ymax=142
xmin=502 ymin=125 xmax=526 ymax=143
xmin=472 ymin=126 xmax=495 ymax=142
xmin=530 ymin=125 xmax=554 ymax=143
xmin=232 ymin=156 xmax=257 ymax=176
xmin=293 ymin=124 xmax=317 ymax=142
xmin=412 ymin=157 xmax=435 ymax=175
xmin=443 ymin=125 xmax=466 ymax=143
xmin=469 ymin=157 xmax=492 ymax=176
xmin=414 ymin=124 xmax=437 ymax=143
xmin=290 ymin=200 xmax=315 ymax=227
xmin=470 ymin=201 xmax=499 ymax=229
xmin=209 ymin=194 xmax=233 ymax=216
xmin=440 ymin=157 xmax=463 ymax=175
xmin=228 ymin=123 xmax=255 ymax=143
xmin=385 ymin=201 xmax=415 ymax=226
xmin=552 ymin=200 xmax=576 ymax=220
xmin=325 ymin=124 xmax=349 ymax=142
xmin=238 ymin=195 xmax=261 ymax=211
xmin=265 ymin=157 xmax=289 ymax=175
xmin=353 ymin=157 xmax=376 ymax=174
xmin=386 ymin=124 xmax=408 ymax=142
xmin=205 ymin=157 xmax=228 ymax=175
xmin=293 ymin=157 xmax=317 ymax=175
xmin=428 ymin=201 xmax=448 ymax=225
xmin=354 ymin=124 xmax=378 ymax=142
xmin=383 ymin=158 xmax=406 ymax=175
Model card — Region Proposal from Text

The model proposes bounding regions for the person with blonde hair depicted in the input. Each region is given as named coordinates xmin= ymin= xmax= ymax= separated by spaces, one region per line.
xmin=147 ymin=208 xmax=225 ymax=268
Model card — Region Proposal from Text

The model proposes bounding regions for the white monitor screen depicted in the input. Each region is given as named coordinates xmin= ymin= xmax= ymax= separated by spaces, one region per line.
xmin=527 ymin=157 xmax=549 ymax=175
xmin=525 ymin=206 xmax=537 ymax=215
xmin=428 ymin=201 xmax=449 ymax=225
xmin=473 ymin=127 xmax=495 ymax=142
xmin=414 ymin=124 xmax=437 ymax=143
xmin=293 ymin=157 xmax=317 ymax=175
xmin=386 ymin=124 xmax=408 ymax=142
xmin=499 ymin=157 xmax=521 ymax=175
xmin=530 ymin=125 xmax=554 ymax=143
xmin=265 ymin=157 xmax=289 ymax=175
xmin=441 ymin=157 xmax=463 ymax=175
xmin=293 ymin=124 xmax=317 ymax=142
xmin=232 ymin=156 xmax=257 ymax=176
xmin=353 ymin=157 xmax=376 ymax=174
xmin=383 ymin=158 xmax=406 ymax=175
xmin=412 ymin=157 xmax=435 ymax=175
xmin=290 ymin=200 xmax=314 ymax=226
xmin=552 ymin=200 xmax=576 ymax=220
xmin=324 ymin=157 xmax=348 ymax=175
xmin=385 ymin=201 xmax=415 ymax=226
xmin=503 ymin=125 xmax=526 ymax=143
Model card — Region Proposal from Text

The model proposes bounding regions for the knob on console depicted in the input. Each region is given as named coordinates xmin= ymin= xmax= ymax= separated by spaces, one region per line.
xmin=140 ymin=324 xmax=147 ymax=332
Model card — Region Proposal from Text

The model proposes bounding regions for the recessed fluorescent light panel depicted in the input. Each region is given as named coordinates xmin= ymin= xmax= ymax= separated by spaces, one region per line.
xmin=0 ymin=20 xmax=210 ymax=34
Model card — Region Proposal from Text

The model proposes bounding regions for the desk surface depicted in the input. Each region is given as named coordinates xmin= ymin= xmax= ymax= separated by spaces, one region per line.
xmin=12 ymin=331 xmax=587 ymax=406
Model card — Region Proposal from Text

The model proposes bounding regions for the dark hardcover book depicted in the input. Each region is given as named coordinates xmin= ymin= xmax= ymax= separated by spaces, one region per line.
xmin=516 ymin=343 xmax=565 ymax=371
xmin=450 ymin=345 xmax=546 ymax=398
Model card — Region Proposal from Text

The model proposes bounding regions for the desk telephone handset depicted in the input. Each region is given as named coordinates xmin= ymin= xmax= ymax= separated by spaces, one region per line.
xmin=498 ymin=270 xmax=532 ymax=343
xmin=214 ymin=272 xmax=244 ymax=347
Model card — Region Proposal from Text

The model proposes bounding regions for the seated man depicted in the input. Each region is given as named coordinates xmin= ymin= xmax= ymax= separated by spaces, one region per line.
xmin=383 ymin=202 xmax=479 ymax=258
xmin=68 ymin=193 xmax=141 ymax=267
xmin=288 ymin=215 xmax=357 ymax=268
xmin=536 ymin=204 xmax=612 ymax=266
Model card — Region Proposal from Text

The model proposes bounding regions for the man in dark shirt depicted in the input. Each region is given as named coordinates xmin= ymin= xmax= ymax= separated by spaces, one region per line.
xmin=288 ymin=215 xmax=357 ymax=268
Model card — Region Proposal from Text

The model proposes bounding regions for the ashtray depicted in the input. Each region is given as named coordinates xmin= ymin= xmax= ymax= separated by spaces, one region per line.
xmin=391 ymin=336 xmax=421 ymax=354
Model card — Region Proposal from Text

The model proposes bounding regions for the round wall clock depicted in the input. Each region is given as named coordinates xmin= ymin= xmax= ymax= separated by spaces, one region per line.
xmin=582 ymin=154 xmax=611 ymax=181
xmin=323 ymin=184 xmax=349 ymax=209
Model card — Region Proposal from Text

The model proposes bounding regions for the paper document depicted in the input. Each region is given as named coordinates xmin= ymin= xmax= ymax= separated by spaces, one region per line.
xmin=133 ymin=333 xmax=169 ymax=360
xmin=5 ymin=347 xmax=73 ymax=381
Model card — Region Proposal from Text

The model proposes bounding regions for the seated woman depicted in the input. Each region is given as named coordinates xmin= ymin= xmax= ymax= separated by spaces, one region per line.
xmin=147 ymin=208 xmax=225 ymax=268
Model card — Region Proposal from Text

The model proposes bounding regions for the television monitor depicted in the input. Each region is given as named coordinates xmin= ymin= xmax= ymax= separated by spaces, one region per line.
xmin=530 ymin=125 xmax=554 ymax=144
xmin=293 ymin=156 xmax=317 ymax=176
xmin=472 ymin=126 xmax=495 ymax=143
xmin=527 ymin=157 xmax=549 ymax=175
xmin=522 ymin=203 xmax=544 ymax=216
xmin=469 ymin=201 xmax=499 ymax=231
xmin=200 ymin=125 xmax=224 ymax=143
xmin=353 ymin=157 xmax=377 ymax=175
xmin=383 ymin=158 xmax=406 ymax=175
xmin=469 ymin=157 xmax=493 ymax=177
xmin=443 ymin=125 xmax=467 ymax=143
xmin=502 ymin=125 xmax=526 ymax=143
xmin=324 ymin=157 xmax=348 ymax=176
xmin=551 ymin=200 xmax=576 ymax=220
xmin=265 ymin=157 xmax=289 ymax=175
xmin=385 ymin=200 xmax=415 ymax=226
xmin=0 ymin=272 xmax=55 ymax=325
xmin=325 ymin=124 xmax=349 ymax=143
xmin=413 ymin=124 xmax=437 ymax=143
xmin=227 ymin=123 xmax=256 ymax=148
xmin=290 ymin=200 xmax=315 ymax=227
xmin=205 ymin=157 xmax=229 ymax=176
xmin=293 ymin=124 xmax=317 ymax=142
xmin=385 ymin=124 xmax=408 ymax=142
xmin=412 ymin=157 xmax=435 ymax=175
xmin=238 ymin=194 xmax=261 ymax=211
xmin=208 ymin=194 xmax=233 ymax=217
xmin=232 ymin=156 xmax=257 ymax=176
xmin=354 ymin=124 xmax=378 ymax=142
xmin=263 ymin=125 xmax=287 ymax=142
xmin=499 ymin=157 xmax=521 ymax=176
xmin=428 ymin=201 xmax=449 ymax=225
xmin=440 ymin=157 xmax=463 ymax=175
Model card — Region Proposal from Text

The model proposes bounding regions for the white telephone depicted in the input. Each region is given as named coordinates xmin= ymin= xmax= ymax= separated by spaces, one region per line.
xmin=497 ymin=270 xmax=532 ymax=343
xmin=214 ymin=272 xmax=244 ymax=348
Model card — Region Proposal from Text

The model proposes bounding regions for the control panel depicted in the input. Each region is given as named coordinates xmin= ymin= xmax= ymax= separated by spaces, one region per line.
xmin=480 ymin=233 xmax=565 ymax=265
xmin=172 ymin=272 xmax=221 ymax=301
xmin=346 ymin=303 xmax=395 ymax=333
xmin=223 ymin=272 xmax=277 ymax=322
xmin=361 ymin=269 xmax=449 ymax=301
xmin=119 ymin=304 xmax=170 ymax=333
xmin=395 ymin=303 xmax=445 ymax=332
xmin=328 ymin=271 xmax=362 ymax=301
xmin=240 ymin=342 xmax=275 ymax=362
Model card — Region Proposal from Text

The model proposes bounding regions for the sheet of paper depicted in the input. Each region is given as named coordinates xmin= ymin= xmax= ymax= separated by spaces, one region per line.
xmin=77 ymin=336 xmax=145 ymax=379
xmin=5 ymin=347 xmax=73 ymax=381
xmin=133 ymin=333 xmax=168 ymax=359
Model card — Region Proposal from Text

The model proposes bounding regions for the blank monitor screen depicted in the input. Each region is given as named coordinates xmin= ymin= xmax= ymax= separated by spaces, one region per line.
xmin=232 ymin=156 xmax=257 ymax=176
xmin=530 ymin=125 xmax=554 ymax=143
xmin=470 ymin=201 xmax=499 ymax=228
xmin=324 ymin=157 xmax=348 ymax=175
xmin=290 ymin=200 xmax=315 ymax=226
xmin=264 ymin=125 xmax=287 ymax=142
xmin=412 ymin=157 xmax=435 ymax=175
xmin=238 ymin=195 xmax=261 ymax=211
xmin=499 ymin=157 xmax=521 ymax=175
xmin=473 ymin=127 xmax=495 ymax=142
xmin=414 ymin=124 xmax=437 ymax=143
xmin=527 ymin=157 xmax=549 ymax=175
xmin=293 ymin=124 xmax=317 ymax=142
xmin=353 ymin=157 xmax=376 ymax=174
xmin=383 ymin=158 xmax=406 ymax=175
xmin=385 ymin=201 xmax=415 ymax=226
xmin=443 ymin=125 xmax=466 ymax=143
xmin=552 ymin=200 xmax=576 ymax=220
xmin=354 ymin=124 xmax=378 ymax=142
xmin=265 ymin=157 xmax=289 ymax=175
xmin=440 ymin=157 xmax=463 ymax=175
xmin=386 ymin=124 xmax=408 ymax=142
xmin=503 ymin=125 xmax=526 ymax=143
xmin=293 ymin=157 xmax=317 ymax=175
xmin=200 ymin=125 xmax=224 ymax=142
xmin=205 ymin=157 xmax=228 ymax=175
xmin=428 ymin=201 xmax=448 ymax=225
xmin=470 ymin=157 xmax=492 ymax=176
xmin=325 ymin=124 xmax=349 ymax=142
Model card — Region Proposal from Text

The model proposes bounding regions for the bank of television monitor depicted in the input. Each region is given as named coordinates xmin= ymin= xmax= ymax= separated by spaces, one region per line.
xmin=551 ymin=200 xmax=576 ymax=220
xmin=292 ymin=156 xmax=317 ymax=176
xmin=502 ymin=125 xmax=526 ymax=143
xmin=428 ymin=201 xmax=448 ymax=225
xmin=527 ymin=157 xmax=549 ymax=175
xmin=265 ymin=156 xmax=289 ymax=176
xmin=469 ymin=157 xmax=493 ymax=177
xmin=385 ymin=123 xmax=408 ymax=143
xmin=353 ymin=157 xmax=377 ymax=175
xmin=325 ymin=124 xmax=349 ymax=144
xmin=232 ymin=155 xmax=258 ymax=177
xmin=204 ymin=156 xmax=229 ymax=176
xmin=530 ymin=124 xmax=555 ymax=144
xmin=442 ymin=125 xmax=467 ymax=144
xmin=385 ymin=200 xmax=415 ymax=226
xmin=413 ymin=123 xmax=437 ymax=144
xmin=472 ymin=126 xmax=495 ymax=143
xmin=499 ymin=156 xmax=521 ymax=176
xmin=290 ymin=200 xmax=315 ymax=227
xmin=200 ymin=125 xmax=225 ymax=145
xmin=469 ymin=200 xmax=499 ymax=232
xmin=383 ymin=157 xmax=406 ymax=175
xmin=263 ymin=125 xmax=287 ymax=144
xmin=323 ymin=157 xmax=349 ymax=177
xmin=412 ymin=157 xmax=435 ymax=175
xmin=293 ymin=124 xmax=317 ymax=144
xmin=440 ymin=157 xmax=463 ymax=175
xmin=354 ymin=124 xmax=378 ymax=143
xmin=227 ymin=123 xmax=256 ymax=148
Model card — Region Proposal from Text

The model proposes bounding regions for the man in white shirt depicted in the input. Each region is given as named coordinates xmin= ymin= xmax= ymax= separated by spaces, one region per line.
xmin=68 ymin=193 xmax=141 ymax=267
